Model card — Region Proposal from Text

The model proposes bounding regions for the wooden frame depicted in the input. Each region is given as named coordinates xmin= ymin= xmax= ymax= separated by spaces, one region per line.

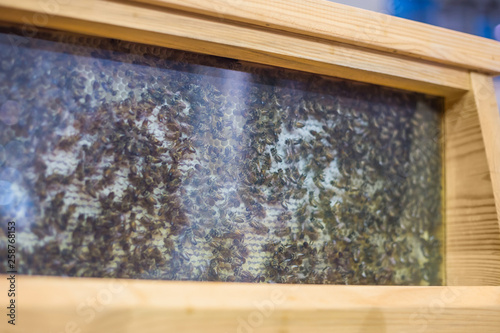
xmin=1 ymin=0 xmax=500 ymax=332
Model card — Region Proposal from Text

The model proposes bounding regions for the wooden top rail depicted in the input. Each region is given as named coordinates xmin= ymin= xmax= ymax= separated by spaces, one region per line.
xmin=0 ymin=0 xmax=473 ymax=97
xmin=134 ymin=0 xmax=500 ymax=74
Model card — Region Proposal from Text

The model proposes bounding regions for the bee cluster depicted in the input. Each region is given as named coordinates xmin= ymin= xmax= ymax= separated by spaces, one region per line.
xmin=0 ymin=28 xmax=443 ymax=285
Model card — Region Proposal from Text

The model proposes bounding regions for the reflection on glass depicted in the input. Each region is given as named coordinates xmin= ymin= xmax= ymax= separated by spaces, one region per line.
xmin=0 ymin=28 xmax=443 ymax=285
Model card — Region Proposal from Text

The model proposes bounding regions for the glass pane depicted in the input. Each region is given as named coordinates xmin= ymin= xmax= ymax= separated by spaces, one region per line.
xmin=0 ymin=27 xmax=443 ymax=285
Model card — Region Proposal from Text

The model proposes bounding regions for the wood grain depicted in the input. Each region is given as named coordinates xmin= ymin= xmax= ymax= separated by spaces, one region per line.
xmin=471 ymin=72 xmax=500 ymax=230
xmin=133 ymin=0 xmax=500 ymax=74
xmin=1 ymin=275 xmax=500 ymax=333
xmin=0 ymin=0 xmax=469 ymax=97
xmin=445 ymin=89 xmax=500 ymax=285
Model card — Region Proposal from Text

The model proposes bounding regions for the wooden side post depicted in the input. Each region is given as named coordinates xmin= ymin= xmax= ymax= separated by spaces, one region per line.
xmin=471 ymin=72 xmax=500 ymax=226
xmin=445 ymin=73 xmax=500 ymax=285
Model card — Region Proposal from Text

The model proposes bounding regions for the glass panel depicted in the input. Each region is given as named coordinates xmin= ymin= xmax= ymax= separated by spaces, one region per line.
xmin=0 ymin=27 xmax=443 ymax=285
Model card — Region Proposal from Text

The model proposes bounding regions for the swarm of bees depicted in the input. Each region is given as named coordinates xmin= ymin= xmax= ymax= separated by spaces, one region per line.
xmin=0 ymin=27 xmax=443 ymax=285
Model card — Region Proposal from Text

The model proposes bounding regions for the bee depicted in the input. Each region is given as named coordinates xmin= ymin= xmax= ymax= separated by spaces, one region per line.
xmin=98 ymin=192 xmax=115 ymax=210
xmin=325 ymin=150 xmax=334 ymax=160
xmin=71 ymin=225 xmax=85 ymax=250
xmin=32 ymin=155 xmax=48 ymax=173
xmin=310 ymin=130 xmax=321 ymax=139
xmin=310 ymin=216 xmax=324 ymax=230
xmin=209 ymin=228 xmax=224 ymax=238
xmin=163 ymin=237 xmax=175 ymax=253
xmin=264 ymin=136 xmax=274 ymax=145
xmin=184 ymin=227 xmax=198 ymax=245
xmin=228 ymin=197 xmax=241 ymax=208
xmin=261 ymin=152 xmax=272 ymax=171
xmin=213 ymin=192 xmax=224 ymax=201
xmin=208 ymin=260 xmax=219 ymax=281
xmin=233 ymin=239 xmax=250 ymax=257
xmin=145 ymin=155 xmax=161 ymax=164
xmin=278 ymin=211 xmax=293 ymax=222
xmin=142 ymin=191 xmax=157 ymax=205
xmin=58 ymin=204 xmax=76 ymax=231
xmin=308 ymin=191 xmax=319 ymax=207
xmin=251 ymin=142 xmax=265 ymax=155
xmin=178 ymin=248 xmax=191 ymax=261
xmin=33 ymin=176 xmax=48 ymax=200
xmin=274 ymin=226 xmax=291 ymax=237
xmin=262 ymin=240 xmax=280 ymax=252
xmin=224 ymin=231 xmax=244 ymax=242
xmin=132 ymin=234 xmax=149 ymax=246
xmin=56 ymin=134 xmax=81 ymax=151
xmin=237 ymin=270 xmax=256 ymax=282
xmin=103 ymin=166 xmax=115 ymax=181
xmin=300 ymin=140 xmax=312 ymax=150
xmin=50 ymin=191 xmax=65 ymax=211
xmin=206 ymin=197 xmax=216 ymax=206
xmin=303 ymin=225 xmax=319 ymax=241
xmin=249 ymin=220 xmax=269 ymax=235
xmin=45 ymin=173 xmax=66 ymax=185
xmin=129 ymin=164 xmax=138 ymax=176
xmin=139 ymin=216 xmax=155 ymax=229
xmin=229 ymin=212 xmax=245 ymax=224
xmin=313 ymin=177 xmax=325 ymax=190
xmin=216 ymin=120 xmax=224 ymax=132
xmin=129 ymin=217 xmax=137 ymax=233
xmin=194 ymin=163 xmax=204 ymax=173
xmin=270 ymin=147 xmax=282 ymax=163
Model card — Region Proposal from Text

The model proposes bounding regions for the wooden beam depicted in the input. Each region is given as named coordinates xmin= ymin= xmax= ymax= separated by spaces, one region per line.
xmin=133 ymin=0 xmax=500 ymax=74
xmin=471 ymin=72 xmax=500 ymax=230
xmin=2 ymin=275 xmax=500 ymax=333
xmin=0 ymin=0 xmax=469 ymax=97
xmin=445 ymin=89 xmax=500 ymax=285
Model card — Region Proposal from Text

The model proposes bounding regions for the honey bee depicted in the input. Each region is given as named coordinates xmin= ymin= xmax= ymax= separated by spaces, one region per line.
xmin=229 ymin=212 xmax=245 ymax=224
xmin=270 ymin=147 xmax=282 ymax=163
xmin=129 ymin=164 xmax=138 ymax=176
xmin=262 ymin=240 xmax=280 ymax=253
xmin=249 ymin=220 xmax=269 ymax=235
xmin=224 ymin=231 xmax=244 ymax=242
xmin=129 ymin=218 xmax=137 ymax=233
xmin=50 ymin=191 xmax=65 ymax=211
xmin=184 ymin=227 xmax=198 ymax=245
xmin=102 ymin=165 xmax=115 ymax=181
xmin=143 ymin=192 xmax=157 ymax=205
xmin=56 ymin=134 xmax=81 ymax=151
xmin=163 ymin=237 xmax=175 ymax=253
xmin=308 ymin=192 xmax=319 ymax=207
xmin=178 ymin=248 xmax=192 ymax=261
xmin=145 ymin=155 xmax=161 ymax=164
xmin=274 ymin=226 xmax=291 ymax=237
xmin=73 ymin=160 xmax=85 ymax=181
xmin=310 ymin=216 xmax=324 ymax=230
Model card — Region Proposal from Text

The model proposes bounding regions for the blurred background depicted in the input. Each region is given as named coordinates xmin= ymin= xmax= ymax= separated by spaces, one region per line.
xmin=331 ymin=0 xmax=500 ymax=108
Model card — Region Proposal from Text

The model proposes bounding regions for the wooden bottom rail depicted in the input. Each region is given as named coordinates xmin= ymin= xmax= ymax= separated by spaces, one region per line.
xmin=1 ymin=275 xmax=499 ymax=332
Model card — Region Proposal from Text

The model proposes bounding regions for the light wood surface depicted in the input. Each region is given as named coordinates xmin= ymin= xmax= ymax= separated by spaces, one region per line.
xmin=133 ymin=0 xmax=500 ymax=74
xmin=0 ymin=0 xmax=470 ymax=97
xmin=471 ymin=73 xmax=500 ymax=229
xmin=445 ymin=89 xmax=500 ymax=285
xmin=1 ymin=275 xmax=500 ymax=333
